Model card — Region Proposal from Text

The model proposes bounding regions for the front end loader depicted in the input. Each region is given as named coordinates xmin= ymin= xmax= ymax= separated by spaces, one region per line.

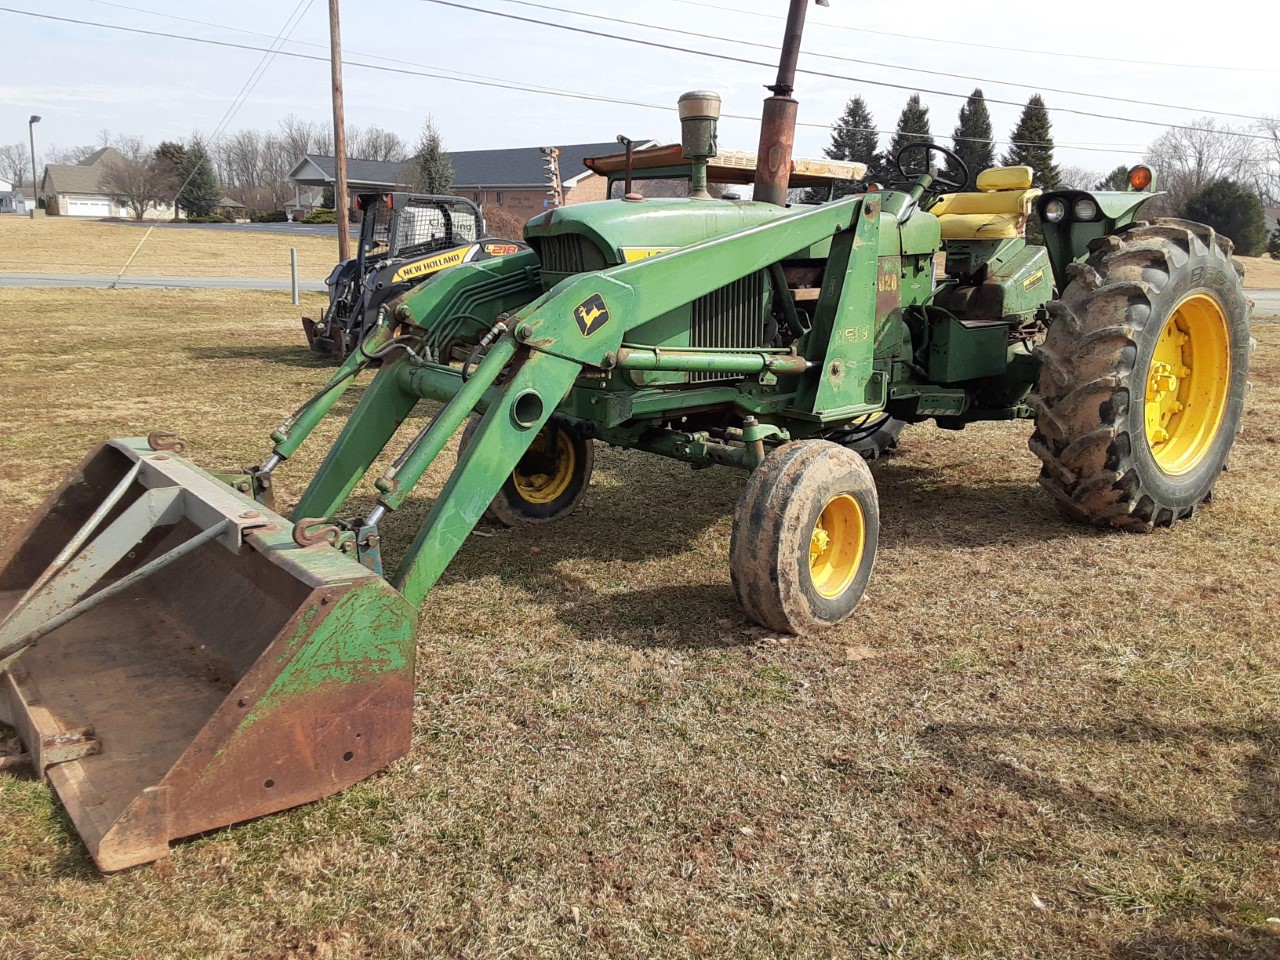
xmin=1 ymin=0 xmax=1252 ymax=870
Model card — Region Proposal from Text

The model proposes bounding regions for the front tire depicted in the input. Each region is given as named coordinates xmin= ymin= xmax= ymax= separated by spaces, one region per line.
xmin=730 ymin=441 xmax=879 ymax=635
xmin=459 ymin=415 xmax=594 ymax=527
xmin=1029 ymin=218 xmax=1252 ymax=530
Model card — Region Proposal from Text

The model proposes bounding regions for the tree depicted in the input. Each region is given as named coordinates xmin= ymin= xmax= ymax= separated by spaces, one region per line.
xmin=0 ymin=142 xmax=31 ymax=187
xmin=948 ymin=89 xmax=994 ymax=190
xmin=1001 ymin=94 xmax=1060 ymax=189
xmin=1145 ymin=118 xmax=1261 ymax=216
xmin=99 ymin=136 xmax=166 ymax=220
xmin=889 ymin=94 xmax=933 ymax=177
xmin=410 ymin=117 xmax=453 ymax=194
xmin=820 ymin=95 xmax=884 ymax=196
xmin=156 ymin=138 xmax=220 ymax=218
xmin=1096 ymin=164 xmax=1131 ymax=191
xmin=1184 ymin=179 xmax=1268 ymax=256
xmin=321 ymin=183 xmax=335 ymax=208
xmin=1268 ymin=226 xmax=1280 ymax=260
xmin=1057 ymin=165 xmax=1101 ymax=190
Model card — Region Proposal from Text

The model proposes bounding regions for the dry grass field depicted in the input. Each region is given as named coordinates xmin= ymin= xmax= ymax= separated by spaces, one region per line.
xmin=1239 ymin=256 xmax=1280 ymax=291
xmin=0 ymin=215 xmax=335 ymax=279
xmin=0 ymin=288 xmax=1277 ymax=960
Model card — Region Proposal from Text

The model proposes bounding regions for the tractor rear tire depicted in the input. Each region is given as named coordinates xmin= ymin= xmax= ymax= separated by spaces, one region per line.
xmin=1028 ymin=218 xmax=1252 ymax=531
xmin=730 ymin=440 xmax=879 ymax=635
xmin=459 ymin=415 xmax=594 ymax=527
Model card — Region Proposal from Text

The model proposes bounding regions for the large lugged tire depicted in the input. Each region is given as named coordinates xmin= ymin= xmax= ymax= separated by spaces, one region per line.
xmin=459 ymin=415 xmax=594 ymax=526
xmin=730 ymin=440 xmax=879 ymax=635
xmin=1029 ymin=218 xmax=1252 ymax=530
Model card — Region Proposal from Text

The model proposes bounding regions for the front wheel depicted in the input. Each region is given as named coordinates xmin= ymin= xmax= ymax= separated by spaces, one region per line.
xmin=1029 ymin=218 xmax=1252 ymax=530
xmin=459 ymin=415 xmax=594 ymax=527
xmin=730 ymin=441 xmax=879 ymax=635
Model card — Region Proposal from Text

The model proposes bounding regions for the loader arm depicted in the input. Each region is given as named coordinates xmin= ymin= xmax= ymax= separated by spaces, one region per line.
xmin=300 ymin=194 xmax=870 ymax=609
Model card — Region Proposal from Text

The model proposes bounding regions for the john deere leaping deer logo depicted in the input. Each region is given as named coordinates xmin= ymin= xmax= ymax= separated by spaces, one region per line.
xmin=574 ymin=293 xmax=610 ymax=337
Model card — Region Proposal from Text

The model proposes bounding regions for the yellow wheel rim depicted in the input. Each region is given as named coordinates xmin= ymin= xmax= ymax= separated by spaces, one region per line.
xmin=808 ymin=494 xmax=866 ymax=599
xmin=512 ymin=426 xmax=576 ymax=504
xmin=1144 ymin=293 xmax=1231 ymax=476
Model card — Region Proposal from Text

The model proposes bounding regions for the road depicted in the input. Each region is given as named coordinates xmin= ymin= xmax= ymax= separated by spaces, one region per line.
xmin=0 ymin=273 xmax=326 ymax=292
xmin=106 ymin=219 xmax=357 ymax=238
xmin=1249 ymin=289 xmax=1280 ymax=317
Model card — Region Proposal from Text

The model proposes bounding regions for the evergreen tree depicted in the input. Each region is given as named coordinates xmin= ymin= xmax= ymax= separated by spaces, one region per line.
xmin=321 ymin=183 xmax=335 ymax=208
xmin=821 ymin=95 xmax=884 ymax=196
xmin=154 ymin=138 xmax=220 ymax=218
xmin=1185 ymin=179 xmax=1268 ymax=256
xmin=412 ymin=117 xmax=454 ymax=194
xmin=1001 ymin=95 xmax=1060 ymax=189
xmin=1268 ymin=226 xmax=1280 ymax=260
xmin=1096 ymin=164 xmax=1131 ymax=191
xmin=947 ymin=88 xmax=995 ymax=190
xmin=888 ymin=94 xmax=933 ymax=177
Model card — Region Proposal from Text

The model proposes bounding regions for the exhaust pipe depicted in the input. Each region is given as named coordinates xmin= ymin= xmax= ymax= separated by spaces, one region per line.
xmin=753 ymin=0 xmax=819 ymax=207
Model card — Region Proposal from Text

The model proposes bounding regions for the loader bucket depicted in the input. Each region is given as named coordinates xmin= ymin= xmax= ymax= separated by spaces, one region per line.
xmin=0 ymin=439 xmax=416 ymax=871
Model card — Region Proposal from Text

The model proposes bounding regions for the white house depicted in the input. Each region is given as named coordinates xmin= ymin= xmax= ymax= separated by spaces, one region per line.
xmin=39 ymin=147 xmax=178 ymax=219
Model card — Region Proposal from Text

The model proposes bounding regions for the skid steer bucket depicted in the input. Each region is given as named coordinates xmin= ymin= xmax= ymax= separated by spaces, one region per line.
xmin=0 ymin=439 xmax=416 ymax=871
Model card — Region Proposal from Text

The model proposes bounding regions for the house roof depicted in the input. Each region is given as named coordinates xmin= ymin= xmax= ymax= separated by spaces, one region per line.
xmin=288 ymin=155 xmax=411 ymax=189
xmin=217 ymin=195 xmax=246 ymax=208
xmin=290 ymin=140 xmax=657 ymax=192
xmin=40 ymin=146 xmax=126 ymax=197
xmin=448 ymin=141 xmax=654 ymax=188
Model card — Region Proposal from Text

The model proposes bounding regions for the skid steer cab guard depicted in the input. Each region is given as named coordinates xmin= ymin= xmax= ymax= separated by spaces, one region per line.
xmin=303 ymin=192 xmax=526 ymax=360
xmin=0 ymin=439 xmax=416 ymax=871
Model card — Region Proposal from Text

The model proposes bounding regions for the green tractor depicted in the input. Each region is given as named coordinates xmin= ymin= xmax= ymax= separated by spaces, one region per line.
xmin=0 ymin=1 xmax=1250 ymax=870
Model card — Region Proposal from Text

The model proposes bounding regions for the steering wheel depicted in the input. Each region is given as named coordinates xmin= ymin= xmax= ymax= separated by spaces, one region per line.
xmin=894 ymin=142 xmax=968 ymax=193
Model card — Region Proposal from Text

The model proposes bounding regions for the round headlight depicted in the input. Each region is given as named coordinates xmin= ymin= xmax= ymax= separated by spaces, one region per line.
xmin=1043 ymin=199 xmax=1067 ymax=223
xmin=1074 ymin=198 xmax=1098 ymax=221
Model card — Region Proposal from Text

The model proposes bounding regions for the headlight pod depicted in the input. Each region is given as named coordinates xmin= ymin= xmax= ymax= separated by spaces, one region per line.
xmin=1073 ymin=198 xmax=1099 ymax=221
xmin=1043 ymin=199 xmax=1067 ymax=223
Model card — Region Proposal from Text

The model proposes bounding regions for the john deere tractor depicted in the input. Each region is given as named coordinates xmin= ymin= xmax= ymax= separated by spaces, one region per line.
xmin=0 ymin=0 xmax=1250 ymax=870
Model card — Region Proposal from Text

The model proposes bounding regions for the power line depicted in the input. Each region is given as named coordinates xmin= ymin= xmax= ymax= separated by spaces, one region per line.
xmin=78 ymin=0 xmax=582 ymax=99
xmin=486 ymin=0 xmax=1274 ymax=124
xmin=416 ymin=0 xmax=1280 ymax=144
xmin=4 ymin=5 xmax=1270 ymax=165
xmin=656 ymin=0 xmax=1280 ymax=75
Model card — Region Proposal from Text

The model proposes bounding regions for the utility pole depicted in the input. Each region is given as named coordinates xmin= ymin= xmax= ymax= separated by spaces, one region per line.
xmin=328 ymin=0 xmax=350 ymax=262
xmin=28 ymin=115 xmax=40 ymax=218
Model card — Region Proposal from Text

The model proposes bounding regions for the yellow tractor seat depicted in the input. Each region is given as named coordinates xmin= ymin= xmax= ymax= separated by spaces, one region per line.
xmin=931 ymin=166 xmax=1042 ymax=241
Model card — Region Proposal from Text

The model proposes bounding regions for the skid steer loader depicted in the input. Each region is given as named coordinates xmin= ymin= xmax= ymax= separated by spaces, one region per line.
xmin=302 ymin=192 xmax=526 ymax=360
xmin=0 ymin=0 xmax=1251 ymax=870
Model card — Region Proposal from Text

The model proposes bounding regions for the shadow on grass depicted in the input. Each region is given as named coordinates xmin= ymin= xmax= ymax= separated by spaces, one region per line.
xmin=920 ymin=720 xmax=1280 ymax=843
xmin=1110 ymin=924 xmax=1280 ymax=960
xmin=185 ymin=344 xmax=332 ymax=368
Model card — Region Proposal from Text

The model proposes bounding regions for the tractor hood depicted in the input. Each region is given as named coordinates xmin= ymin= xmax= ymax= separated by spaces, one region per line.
xmin=523 ymin=198 xmax=799 ymax=276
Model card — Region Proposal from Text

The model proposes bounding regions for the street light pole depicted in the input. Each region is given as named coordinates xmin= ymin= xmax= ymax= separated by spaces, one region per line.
xmin=28 ymin=115 xmax=40 ymax=218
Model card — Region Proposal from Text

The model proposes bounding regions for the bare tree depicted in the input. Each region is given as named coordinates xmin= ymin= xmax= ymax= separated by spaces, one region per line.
xmin=43 ymin=144 xmax=99 ymax=165
xmin=0 ymin=142 xmax=31 ymax=187
xmin=100 ymin=136 xmax=167 ymax=220
xmin=348 ymin=125 xmax=407 ymax=162
xmin=1056 ymin=165 xmax=1101 ymax=190
xmin=1144 ymin=118 xmax=1262 ymax=216
xmin=1254 ymin=116 xmax=1280 ymax=206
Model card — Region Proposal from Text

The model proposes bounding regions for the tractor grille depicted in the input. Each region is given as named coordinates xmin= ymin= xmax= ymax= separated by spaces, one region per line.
xmin=689 ymin=271 xmax=767 ymax=382
xmin=538 ymin=235 xmax=588 ymax=274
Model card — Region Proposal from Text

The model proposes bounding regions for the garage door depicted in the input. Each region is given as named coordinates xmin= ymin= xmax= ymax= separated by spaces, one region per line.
xmin=66 ymin=197 xmax=112 ymax=217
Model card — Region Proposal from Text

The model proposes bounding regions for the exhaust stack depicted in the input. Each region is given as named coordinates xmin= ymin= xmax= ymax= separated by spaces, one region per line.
xmin=754 ymin=0 xmax=819 ymax=207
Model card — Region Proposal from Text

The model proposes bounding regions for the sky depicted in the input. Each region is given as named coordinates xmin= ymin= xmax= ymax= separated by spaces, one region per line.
xmin=1 ymin=0 xmax=1277 ymax=182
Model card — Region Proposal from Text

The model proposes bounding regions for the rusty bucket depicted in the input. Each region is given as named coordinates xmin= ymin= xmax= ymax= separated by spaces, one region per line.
xmin=0 ymin=439 xmax=416 ymax=871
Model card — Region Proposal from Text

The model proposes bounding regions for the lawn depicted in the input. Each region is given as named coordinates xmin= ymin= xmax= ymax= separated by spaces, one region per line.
xmin=0 ymin=288 xmax=1277 ymax=960
xmin=1239 ymin=256 xmax=1280 ymax=291
xmin=0 ymin=215 xmax=336 ymax=279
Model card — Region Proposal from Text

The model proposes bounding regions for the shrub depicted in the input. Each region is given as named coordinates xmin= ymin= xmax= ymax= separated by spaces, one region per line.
xmin=304 ymin=208 xmax=337 ymax=224
xmin=252 ymin=210 xmax=289 ymax=223
xmin=1184 ymin=179 xmax=1268 ymax=256
xmin=1268 ymin=227 xmax=1280 ymax=260
xmin=187 ymin=214 xmax=233 ymax=224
